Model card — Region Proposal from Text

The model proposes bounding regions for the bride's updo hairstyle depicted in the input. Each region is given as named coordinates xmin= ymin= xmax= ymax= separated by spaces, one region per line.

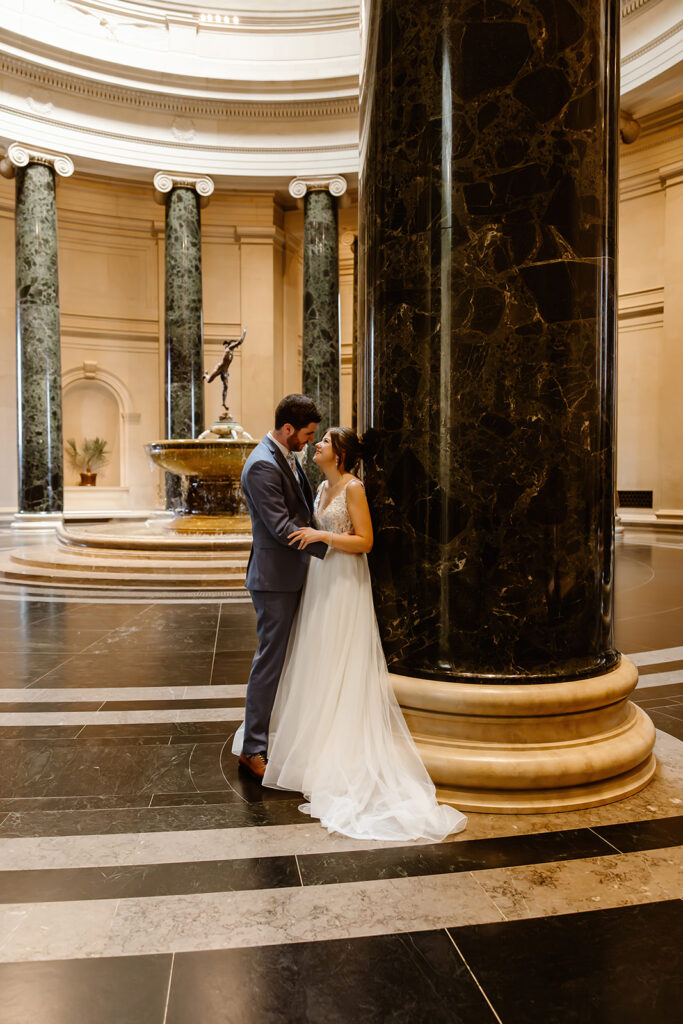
xmin=328 ymin=427 xmax=366 ymax=476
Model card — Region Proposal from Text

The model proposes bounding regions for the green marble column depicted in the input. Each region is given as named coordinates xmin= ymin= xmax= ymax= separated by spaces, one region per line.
xmin=165 ymin=187 xmax=204 ymax=441
xmin=290 ymin=177 xmax=346 ymax=486
xmin=156 ymin=173 xmax=212 ymax=507
xmin=14 ymin=156 xmax=70 ymax=514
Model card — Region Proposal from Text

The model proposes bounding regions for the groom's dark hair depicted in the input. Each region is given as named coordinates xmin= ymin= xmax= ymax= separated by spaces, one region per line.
xmin=275 ymin=394 xmax=322 ymax=430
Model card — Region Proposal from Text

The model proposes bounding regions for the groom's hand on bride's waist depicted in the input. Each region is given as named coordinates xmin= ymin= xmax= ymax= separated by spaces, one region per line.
xmin=288 ymin=526 xmax=326 ymax=550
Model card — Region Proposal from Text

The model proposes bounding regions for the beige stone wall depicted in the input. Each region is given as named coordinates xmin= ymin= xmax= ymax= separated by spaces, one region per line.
xmin=618 ymin=104 xmax=683 ymax=518
xmin=5 ymin=124 xmax=682 ymax=522
xmin=0 ymin=172 xmax=358 ymax=512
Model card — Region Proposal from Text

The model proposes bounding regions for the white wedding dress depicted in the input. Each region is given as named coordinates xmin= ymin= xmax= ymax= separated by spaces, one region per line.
xmin=233 ymin=480 xmax=467 ymax=842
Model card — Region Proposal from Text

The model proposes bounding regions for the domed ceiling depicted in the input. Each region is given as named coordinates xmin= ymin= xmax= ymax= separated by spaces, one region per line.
xmin=0 ymin=0 xmax=680 ymax=185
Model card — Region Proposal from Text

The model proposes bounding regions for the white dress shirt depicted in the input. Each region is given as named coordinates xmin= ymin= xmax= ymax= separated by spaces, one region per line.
xmin=267 ymin=431 xmax=299 ymax=480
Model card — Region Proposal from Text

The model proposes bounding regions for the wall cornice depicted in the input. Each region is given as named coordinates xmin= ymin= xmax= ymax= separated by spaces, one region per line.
xmin=0 ymin=52 xmax=359 ymax=120
xmin=621 ymin=0 xmax=666 ymax=19
xmin=59 ymin=0 xmax=360 ymax=33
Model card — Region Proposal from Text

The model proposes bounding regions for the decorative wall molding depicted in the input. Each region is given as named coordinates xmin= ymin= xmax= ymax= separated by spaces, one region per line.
xmin=617 ymin=287 xmax=665 ymax=331
xmin=0 ymin=54 xmax=359 ymax=121
xmin=622 ymin=18 xmax=683 ymax=64
xmin=58 ymin=0 xmax=360 ymax=33
xmin=622 ymin=0 xmax=665 ymax=19
xmin=0 ymin=101 xmax=359 ymax=155
xmin=235 ymin=224 xmax=286 ymax=247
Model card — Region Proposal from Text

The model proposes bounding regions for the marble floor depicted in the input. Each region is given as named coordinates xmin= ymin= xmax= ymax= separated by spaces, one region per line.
xmin=0 ymin=527 xmax=681 ymax=1022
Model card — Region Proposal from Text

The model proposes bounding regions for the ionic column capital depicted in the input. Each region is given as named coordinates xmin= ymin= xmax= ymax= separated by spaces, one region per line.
xmin=0 ymin=143 xmax=74 ymax=179
xmin=288 ymin=175 xmax=348 ymax=200
xmin=153 ymin=171 xmax=215 ymax=207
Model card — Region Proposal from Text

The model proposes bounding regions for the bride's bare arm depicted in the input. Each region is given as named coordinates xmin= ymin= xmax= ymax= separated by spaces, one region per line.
xmin=288 ymin=479 xmax=373 ymax=554
xmin=331 ymin=479 xmax=373 ymax=553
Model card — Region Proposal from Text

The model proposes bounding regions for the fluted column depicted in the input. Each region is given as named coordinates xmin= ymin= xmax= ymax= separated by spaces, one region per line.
xmin=2 ymin=144 xmax=74 ymax=520
xmin=359 ymin=0 xmax=655 ymax=810
xmin=289 ymin=175 xmax=347 ymax=485
xmin=154 ymin=171 xmax=213 ymax=506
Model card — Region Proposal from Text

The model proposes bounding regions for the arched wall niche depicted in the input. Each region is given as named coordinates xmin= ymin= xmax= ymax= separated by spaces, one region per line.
xmin=62 ymin=363 xmax=137 ymax=491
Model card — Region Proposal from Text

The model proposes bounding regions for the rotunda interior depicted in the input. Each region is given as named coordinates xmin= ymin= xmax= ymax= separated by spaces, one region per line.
xmin=0 ymin=2 xmax=681 ymax=1021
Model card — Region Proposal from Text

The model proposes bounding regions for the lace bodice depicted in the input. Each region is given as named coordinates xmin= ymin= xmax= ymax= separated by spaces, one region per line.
xmin=314 ymin=480 xmax=354 ymax=534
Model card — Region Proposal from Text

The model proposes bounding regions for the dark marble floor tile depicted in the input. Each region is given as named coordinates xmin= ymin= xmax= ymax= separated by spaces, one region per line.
xmin=655 ymin=703 xmax=683 ymax=721
xmin=98 ymin=697 xmax=244 ymax=710
xmin=634 ymin=695 xmax=682 ymax=709
xmin=450 ymin=900 xmax=683 ymax=1024
xmin=0 ymin=798 xmax=309 ymax=837
xmin=76 ymin=722 xmax=221 ymax=739
xmin=40 ymin=602 xmax=152 ymax=629
xmin=0 ymin=650 xmax=76 ymax=688
xmin=0 ymin=725 xmax=84 ymax=739
xmin=638 ymin=659 xmax=683 ymax=675
xmin=150 ymin=789 xmax=245 ymax=807
xmin=85 ymin=624 xmax=219 ymax=654
xmin=167 ymin=929 xmax=497 ymax=1024
xmin=616 ymin=608 xmax=683 ymax=657
xmin=633 ymin=682 xmax=683 ymax=701
xmin=33 ymin=649 xmax=215 ymax=687
xmin=593 ymin=814 xmax=683 ymax=853
xmin=169 ymin=731 xmax=239 ymax=745
xmin=138 ymin=603 xmax=220 ymax=627
xmin=0 ymin=954 xmax=171 ymax=1024
xmin=0 ymin=854 xmax=300 ymax=903
xmin=215 ymin=626 xmax=257 ymax=653
xmin=0 ymin=737 xmax=196 ymax=799
xmin=648 ymin=709 xmax=683 ymax=741
xmin=298 ymin=828 xmax=614 ymax=886
xmin=0 ymin=700 xmax=103 ymax=712
xmin=210 ymin=652 xmax=254 ymax=685
xmin=0 ymin=792 xmax=152 ymax=812
xmin=0 ymin=601 xmax=73 ymax=628
xmin=0 ymin=624 xmax=115 ymax=653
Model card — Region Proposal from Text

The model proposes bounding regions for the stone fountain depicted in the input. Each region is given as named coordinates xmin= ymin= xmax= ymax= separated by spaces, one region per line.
xmin=145 ymin=328 xmax=257 ymax=534
xmin=0 ymin=333 xmax=257 ymax=592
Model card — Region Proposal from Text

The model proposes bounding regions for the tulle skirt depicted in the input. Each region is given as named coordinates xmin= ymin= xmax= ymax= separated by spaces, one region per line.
xmin=233 ymin=549 xmax=467 ymax=842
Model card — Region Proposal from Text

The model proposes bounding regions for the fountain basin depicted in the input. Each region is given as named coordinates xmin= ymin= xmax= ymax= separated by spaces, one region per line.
xmin=145 ymin=438 xmax=257 ymax=534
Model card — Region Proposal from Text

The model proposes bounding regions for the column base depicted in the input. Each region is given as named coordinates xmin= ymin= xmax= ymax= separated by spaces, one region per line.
xmin=392 ymin=656 xmax=656 ymax=814
xmin=11 ymin=512 xmax=63 ymax=533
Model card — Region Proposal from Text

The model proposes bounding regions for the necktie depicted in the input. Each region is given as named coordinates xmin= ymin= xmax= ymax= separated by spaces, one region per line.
xmin=286 ymin=451 xmax=298 ymax=478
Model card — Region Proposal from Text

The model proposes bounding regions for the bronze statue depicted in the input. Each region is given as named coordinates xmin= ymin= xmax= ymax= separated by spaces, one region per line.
xmin=205 ymin=327 xmax=246 ymax=418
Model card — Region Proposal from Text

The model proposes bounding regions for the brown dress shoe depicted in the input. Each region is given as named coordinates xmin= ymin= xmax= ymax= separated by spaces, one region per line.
xmin=238 ymin=751 xmax=268 ymax=781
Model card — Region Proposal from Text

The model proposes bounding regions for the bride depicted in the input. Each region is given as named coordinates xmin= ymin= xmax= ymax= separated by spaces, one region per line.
xmin=234 ymin=427 xmax=467 ymax=842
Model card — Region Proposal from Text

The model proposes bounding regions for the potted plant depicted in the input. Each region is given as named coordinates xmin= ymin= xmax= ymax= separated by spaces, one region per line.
xmin=65 ymin=437 xmax=111 ymax=486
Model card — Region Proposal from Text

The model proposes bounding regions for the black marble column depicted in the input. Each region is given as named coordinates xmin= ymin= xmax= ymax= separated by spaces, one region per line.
xmin=15 ymin=159 xmax=67 ymax=513
xmin=359 ymin=0 xmax=620 ymax=684
xmin=301 ymin=186 xmax=341 ymax=486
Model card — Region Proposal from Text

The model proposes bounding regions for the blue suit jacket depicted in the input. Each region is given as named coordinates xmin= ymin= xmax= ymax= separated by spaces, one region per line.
xmin=241 ymin=436 xmax=327 ymax=592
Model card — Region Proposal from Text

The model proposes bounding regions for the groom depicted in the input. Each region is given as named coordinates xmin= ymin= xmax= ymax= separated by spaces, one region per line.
xmin=238 ymin=394 xmax=328 ymax=781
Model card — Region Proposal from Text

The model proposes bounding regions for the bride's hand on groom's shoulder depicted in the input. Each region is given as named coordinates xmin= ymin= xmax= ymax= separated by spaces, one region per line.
xmin=288 ymin=526 xmax=325 ymax=550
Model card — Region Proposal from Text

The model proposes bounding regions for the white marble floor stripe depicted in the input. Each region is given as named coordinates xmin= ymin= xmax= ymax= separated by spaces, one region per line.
xmin=1 ymin=729 xmax=681 ymax=871
xmin=634 ymin=669 xmax=683 ymax=690
xmin=629 ymin=646 xmax=683 ymax=666
xmin=0 ymin=847 xmax=680 ymax=963
xmin=0 ymin=685 xmax=248 ymax=703
xmin=0 ymin=708 xmax=245 ymax=726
